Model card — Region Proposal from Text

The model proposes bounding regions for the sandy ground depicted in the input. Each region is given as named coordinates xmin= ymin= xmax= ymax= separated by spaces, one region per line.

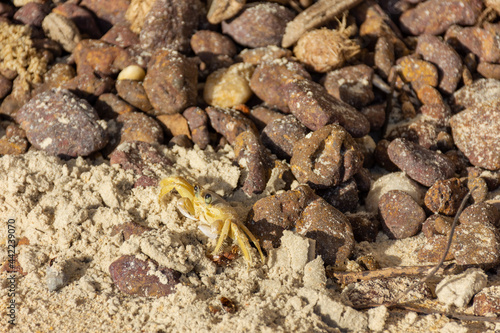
xmin=0 ymin=145 xmax=499 ymax=332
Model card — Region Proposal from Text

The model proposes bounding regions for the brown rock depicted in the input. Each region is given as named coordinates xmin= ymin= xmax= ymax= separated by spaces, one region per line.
xmin=290 ymin=124 xmax=364 ymax=189
xmin=13 ymin=2 xmax=49 ymax=27
xmin=452 ymin=79 xmax=500 ymax=111
xmin=80 ymin=0 xmax=129 ymax=32
xmin=416 ymin=34 xmax=463 ymax=94
xmin=237 ymin=46 xmax=293 ymax=65
xmin=399 ymin=0 xmax=482 ymax=35
xmin=450 ymin=102 xmax=500 ymax=171
xmin=417 ymin=235 xmax=455 ymax=263
xmin=295 ymin=196 xmax=354 ymax=266
xmin=168 ymin=135 xmax=193 ymax=149
xmin=140 ymin=0 xmax=202 ymax=53
xmin=374 ymin=36 xmax=394 ymax=79
xmin=233 ymin=130 xmax=270 ymax=195
xmin=386 ymin=120 xmax=441 ymax=150
xmin=182 ymin=107 xmax=210 ymax=149
xmin=249 ymin=59 xmax=311 ymax=113
xmin=62 ymin=72 xmax=114 ymax=103
xmin=157 ymin=114 xmax=191 ymax=139
xmin=317 ymin=179 xmax=358 ymax=213
xmin=448 ymin=26 xmax=500 ymax=64
xmin=396 ymin=56 xmax=439 ymax=89
xmin=222 ymin=3 xmax=294 ymax=48
xmin=100 ymin=22 xmax=139 ymax=48
xmin=422 ymin=214 xmax=453 ymax=238
xmin=0 ymin=123 xmax=28 ymax=155
xmin=206 ymin=106 xmax=257 ymax=145
xmin=360 ymin=103 xmax=386 ymax=132
xmin=109 ymin=141 xmax=172 ymax=187
xmin=73 ymin=40 xmax=123 ymax=76
xmin=110 ymin=222 xmax=153 ymax=240
xmin=247 ymin=185 xmax=318 ymax=251
xmin=476 ymin=62 xmax=500 ymax=80
xmin=453 ymin=221 xmax=500 ymax=266
xmin=459 ymin=203 xmax=500 ymax=228
xmin=114 ymin=112 xmax=164 ymax=146
xmin=322 ymin=64 xmax=375 ymax=108
xmin=387 ymin=138 xmax=455 ymax=187
xmin=0 ymin=74 xmax=12 ymax=99
xmin=374 ymin=139 xmax=399 ymax=171
xmin=16 ymin=88 xmax=107 ymax=158
xmin=115 ymin=80 xmax=152 ymax=113
xmin=248 ymin=105 xmax=285 ymax=130
xmin=32 ymin=63 xmax=76 ymax=96
xmin=109 ymin=255 xmax=181 ymax=297
xmin=284 ymin=79 xmax=370 ymax=137
xmin=424 ymin=178 xmax=468 ymax=215
xmin=143 ymin=49 xmax=198 ymax=115
xmin=261 ymin=115 xmax=308 ymax=160
xmin=53 ymin=2 xmax=101 ymax=38
xmin=345 ymin=212 xmax=380 ymax=243
xmin=473 ymin=286 xmax=500 ymax=316
xmin=191 ymin=30 xmax=237 ymax=72
xmin=467 ymin=176 xmax=488 ymax=203
xmin=378 ymin=190 xmax=426 ymax=239
xmin=95 ymin=93 xmax=135 ymax=119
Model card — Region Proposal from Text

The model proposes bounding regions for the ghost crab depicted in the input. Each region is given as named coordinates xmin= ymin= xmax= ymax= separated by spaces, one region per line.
xmin=159 ymin=176 xmax=265 ymax=265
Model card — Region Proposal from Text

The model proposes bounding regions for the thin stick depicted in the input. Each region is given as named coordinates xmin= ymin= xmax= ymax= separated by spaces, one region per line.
xmin=281 ymin=0 xmax=363 ymax=48
xmin=389 ymin=186 xmax=477 ymax=306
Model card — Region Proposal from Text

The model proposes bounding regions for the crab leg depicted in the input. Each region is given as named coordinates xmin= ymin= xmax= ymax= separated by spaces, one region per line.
xmin=239 ymin=223 xmax=266 ymax=263
xmin=176 ymin=197 xmax=196 ymax=220
xmin=231 ymin=222 xmax=253 ymax=264
xmin=212 ymin=218 xmax=231 ymax=256
xmin=159 ymin=177 xmax=195 ymax=202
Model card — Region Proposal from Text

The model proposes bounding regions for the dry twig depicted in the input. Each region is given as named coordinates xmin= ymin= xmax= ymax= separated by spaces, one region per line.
xmin=281 ymin=0 xmax=363 ymax=48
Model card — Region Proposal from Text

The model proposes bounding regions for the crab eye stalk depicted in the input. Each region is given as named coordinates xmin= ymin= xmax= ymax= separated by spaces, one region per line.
xmin=194 ymin=185 xmax=200 ymax=196
xmin=204 ymin=193 xmax=212 ymax=205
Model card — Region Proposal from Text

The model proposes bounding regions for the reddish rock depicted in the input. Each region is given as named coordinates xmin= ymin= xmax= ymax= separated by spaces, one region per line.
xmin=206 ymin=106 xmax=258 ymax=145
xmin=261 ymin=115 xmax=308 ymax=160
xmin=459 ymin=203 xmax=500 ymax=228
xmin=345 ymin=212 xmax=380 ymax=243
xmin=453 ymin=221 xmax=500 ymax=266
xmin=424 ymin=178 xmax=468 ymax=215
xmin=378 ymin=190 xmax=426 ymax=239
xmin=109 ymin=255 xmax=181 ymax=297
xmin=474 ymin=286 xmax=500 ymax=316
xmin=182 ymin=107 xmax=210 ymax=149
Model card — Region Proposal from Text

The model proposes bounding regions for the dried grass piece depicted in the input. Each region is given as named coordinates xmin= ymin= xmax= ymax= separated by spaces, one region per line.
xmin=293 ymin=15 xmax=360 ymax=72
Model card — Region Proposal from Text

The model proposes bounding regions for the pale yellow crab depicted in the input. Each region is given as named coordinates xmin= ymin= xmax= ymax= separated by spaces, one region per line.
xmin=159 ymin=176 xmax=265 ymax=265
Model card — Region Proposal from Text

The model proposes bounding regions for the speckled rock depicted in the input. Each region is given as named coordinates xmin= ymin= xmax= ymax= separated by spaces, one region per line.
xmin=109 ymin=255 xmax=181 ymax=297
xmin=459 ymin=203 xmax=500 ymax=228
xmin=417 ymin=235 xmax=455 ymax=263
xmin=95 ymin=93 xmax=135 ymax=119
xmin=233 ymin=130 xmax=270 ymax=195
xmin=322 ymin=64 xmax=375 ymax=108
xmin=290 ymin=124 xmax=364 ymax=189
xmin=422 ymin=214 xmax=453 ymax=238
xmin=139 ymin=0 xmax=203 ymax=52
xmin=143 ymin=49 xmax=198 ymax=115
xmin=109 ymin=141 xmax=172 ymax=187
xmin=15 ymin=88 xmax=107 ymax=158
xmin=191 ymin=30 xmax=236 ymax=72
xmin=249 ymin=59 xmax=311 ymax=113
xmin=378 ymin=190 xmax=426 ymax=239
xmin=284 ymin=79 xmax=370 ymax=137
xmin=345 ymin=212 xmax=380 ymax=243
xmin=115 ymin=79 xmax=153 ymax=113
xmin=206 ymin=106 xmax=258 ymax=145
xmin=473 ymin=286 xmax=500 ymax=316
xmin=424 ymin=178 xmax=468 ymax=215
xmin=317 ymin=179 xmax=359 ymax=213
xmin=222 ymin=3 xmax=294 ymax=48
xmin=452 ymin=221 xmax=500 ymax=266
xmin=450 ymin=102 xmax=500 ymax=171
xmin=451 ymin=78 xmax=500 ymax=111
xmin=110 ymin=112 xmax=164 ymax=151
xmin=0 ymin=123 xmax=28 ymax=155
xmin=261 ymin=115 xmax=308 ymax=160
xmin=387 ymin=138 xmax=455 ymax=187
xmin=182 ymin=107 xmax=210 ymax=149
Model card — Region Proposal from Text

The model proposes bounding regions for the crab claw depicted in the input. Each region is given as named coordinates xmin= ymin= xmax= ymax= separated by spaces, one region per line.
xmin=159 ymin=177 xmax=195 ymax=202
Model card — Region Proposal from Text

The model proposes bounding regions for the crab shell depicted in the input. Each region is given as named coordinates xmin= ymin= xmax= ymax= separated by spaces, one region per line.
xmin=159 ymin=176 xmax=265 ymax=265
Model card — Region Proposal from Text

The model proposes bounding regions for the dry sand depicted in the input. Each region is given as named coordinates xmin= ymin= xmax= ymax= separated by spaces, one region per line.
xmin=0 ymin=145 xmax=498 ymax=332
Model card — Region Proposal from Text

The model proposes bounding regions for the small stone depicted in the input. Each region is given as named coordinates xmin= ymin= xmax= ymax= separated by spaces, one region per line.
xmin=115 ymin=80 xmax=153 ymax=113
xmin=453 ymin=221 xmax=500 ymax=266
xmin=467 ymin=177 xmax=488 ymax=203
xmin=436 ymin=268 xmax=487 ymax=308
xmin=248 ymin=105 xmax=285 ymax=130
xmin=238 ymin=45 xmax=293 ymax=65
xmin=53 ymin=2 xmax=101 ymax=39
xmin=46 ymin=265 xmax=69 ymax=292
xmin=32 ymin=63 xmax=76 ymax=96
xmin=42 ymin=13 xmax=81 ymax=53
xmin=0 ymin=123 xmax=28 ymax=155
xmin=374 ymin=139 xmax=399 ymax=171
xmin=203 ymin=63 xmax=254 ymax=108
xmin=109 ymin=255 xmax=181 ymax=297
xmin=322 ymin=64 xmax=375 ymax=108
xmin=399 ymin=0 xmax=482 ymax=35
xmin=448 ymin=25 xmax=500 ymax=64
xmin=424 ymin=178 xmax=468 ymax=215
xmin=360 ymin=103 xmax=386 ymax=132
xmin=345 ymin=212 xmax=380 ymax=243
xmin=417 ymin=235 xmax=455 ymax=263
xmin=378 ymin=190 xmax=426 ymax=239
xmin=284 ymin=79 xmax=370 ymax=137
xmin=100 ymin=22 xmax=138 ymax=48
xmin=396 ymin=56 xmax=439 ymax=89
xmin=182 ymin=107 xmax=210 ymax=149
xmin=113 ymin=112 xmax=164 ymax=147
xmin=110 ymin=222 xmax=152 ymax=241
xmin=0 ymin=74 xmax=12 ymax=99
xmin=249 ymin=59 xmax=311 ymax=113
xmin=386 ymin=120 xmax=441 ymax=150
xmin=387 ymin=138 xmax=455 ymax=187
xmin=191 ymin=30 xmax=236 ymax=72
xmin=290 ymin=124 xmax=364 ymax=189
xmin=206 ymin=106 xmax=257 ymax=145
xmin=459 ymin=203 xmax=500 ymax=228
xmin=422 ymin=214 xmax=453 ymax=238
xmin=233 ymin=130 xmax=271 ymax=195
xmin=139 ymin=0 xmax=202 ymax=53
xmin=13 ymin=2 xmax=49 ymax=27
xmin=109 ymin=141 xmax=172 ymax=187
xmin=61 ymin=72 xmax=114 ymax=103
xmin=222 ymin=3 xmax=294 ymax=48
xmin=473 ymin=286 xmax=500 ymax=316
xmin=168 ymin=135 xmax=193 ymax=149
xmin=452 ymin=78 xmax=500 ymax=111
xmin=95 ymin=93 xmax=135 ymax=119
xmin=317 ymin=179 xmax=359 ymax=213
xmin=450 ymin=102 xmax=500 ymax=171
xmin=261 ymin=115 xmax=308 ymax=160
xmin=143 ymin=49 xmax=198 ymax=115
xmin=156 ymin=114 xmax=190 ymax=139
xmin=295 ymin=196 xmax=354 ymax=266
xmin=80 ymin=0 xmax=129 ymax=32
xmin=374 ymin=36 xmax=394 ymax=79
xmin=16 ymin=88 xmax=107 ymax=158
